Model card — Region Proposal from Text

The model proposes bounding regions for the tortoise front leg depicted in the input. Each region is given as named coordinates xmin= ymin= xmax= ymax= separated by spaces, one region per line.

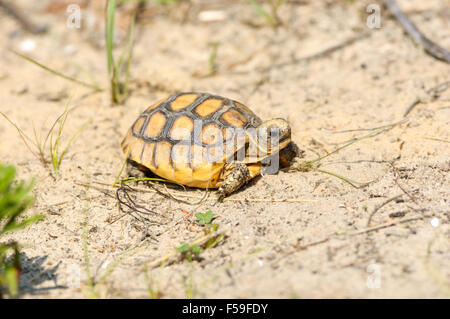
xmin=217 ymin=163 xmax=251 ymax=202
xmin=279 ymin=141 xmax=308 ymax=171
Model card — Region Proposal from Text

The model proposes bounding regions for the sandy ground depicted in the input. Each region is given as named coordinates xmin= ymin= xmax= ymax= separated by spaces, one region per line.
xmin=0 ymin=0 xmax=449 ymax=298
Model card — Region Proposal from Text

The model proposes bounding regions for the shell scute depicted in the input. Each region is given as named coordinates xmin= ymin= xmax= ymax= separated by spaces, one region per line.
xmin=132 ymin=116 xmax=146 ymax=136
xmin=194 ymin=98 xmax=224 ymax=118
xmin=168 ymin=93 xmax=199 ymax=111
xmin=219 ymin=108 xmax=248 ymax=128
xmin=169 ymin=115 xmax=194 ymax=141
xmin=144 ymin=111 xmax=166 ymax=139
xmin=145 ymin=98 xmax=166 ymax=112
xmin=201 ymin=123 xmax=222 ymax=146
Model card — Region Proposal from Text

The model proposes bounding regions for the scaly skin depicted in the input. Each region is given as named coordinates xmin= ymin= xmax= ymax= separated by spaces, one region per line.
xmin=217 ymin=163 xmax=251 ymax=202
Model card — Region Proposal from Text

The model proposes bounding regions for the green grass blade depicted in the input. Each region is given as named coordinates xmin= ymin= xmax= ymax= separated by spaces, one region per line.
xmin=51 ymin=102 xmax=71 ymax=173
xmin=11 ymin=50 xmax=103 ymax=91
xmin=314 ymin=168 xmax=369 ymax=188
xmin=49 ymin=132 xmax=56 ymax=173
xmin=0 ymin=112 xmax=39 ymax=158
xmin=55 ymin=108 xmax=69 ymax=170
xmin=32 ymin=123 xmax=46 ymax=165
xmin=113 ymin=155 xmax=129 ymax=186
xmin=249 ymin=0 xmax=276 ymax=26
xmin=122 ymin=15 xmax=136 ymax=100
xmin=43 ymin=105 xmax=79 ymax=157
xmin=310 ymin=128 xmax=388 ymax=164
xmin=0 ymin=165 xmax=16 ymax=194
xmin=58 ymin=120 xmax=91 ymax=167
xmin=208 ymin=42 xmax=220 ymax=73
xmin=1 ymin=215 xmax=44 ymax=236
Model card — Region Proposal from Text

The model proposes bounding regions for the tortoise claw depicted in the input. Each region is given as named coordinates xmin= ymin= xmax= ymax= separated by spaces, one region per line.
xmin=217 ymin=191 xmax=225 ymax=202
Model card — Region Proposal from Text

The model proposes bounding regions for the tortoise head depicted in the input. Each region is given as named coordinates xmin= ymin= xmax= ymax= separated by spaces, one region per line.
xmin=257 ymin=118 xmax=291 ymax=146
xmin=241 ymin=118 xmax=292 ymax=160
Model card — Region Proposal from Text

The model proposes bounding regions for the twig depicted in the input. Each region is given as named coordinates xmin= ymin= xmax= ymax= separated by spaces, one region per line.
xmin=146 ymin=230 xmax=225 ymax=269
xmin=272 ymin=215 xmax=424 ymax=266
xmin=75 ymin=181 xmax=168 ymax=239
xmin=230 ymin=32 xmax=370 ymax=75
xmin=391 ymin=171 xmax=419 ymax=205
xmin=258 ymin=32 xmax=370 ymax=72
xmin=385 ymin=0 xmax=450 ymax=63
xmin=161 ymin=183 xmax=209 ymax=205
xmin=226 ymin=197 xmax=317 ymax=203
xmin=131 ymin=223 xmax=159 ymax=241
xmin=75 ymin=182 xmax=116 ymax=197
xmin=0 ymin=0 xmax=48 ymax=34
xmin=322 ymin=118 xmax=408 ymax=134
xmin=350 ymin=216 xmax=424 ymax=236
xmin=422 ymin=136 xmax=450 ymax=143
xmin=115 ymin=184 xmax=171 ymax=229
xmin=295 ymin=238 xmax=329 ymax=250
xmin=403 ymin=80 xmax=450 ymax=117
xmin=77 ymin=180 xmax=318 ymax=203
xmin=366 ymin=194 xmax=404 ymax=227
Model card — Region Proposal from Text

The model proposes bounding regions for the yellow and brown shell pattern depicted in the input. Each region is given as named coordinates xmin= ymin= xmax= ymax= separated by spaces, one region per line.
xmin=121 ymin=92 xmax=263 ymax=188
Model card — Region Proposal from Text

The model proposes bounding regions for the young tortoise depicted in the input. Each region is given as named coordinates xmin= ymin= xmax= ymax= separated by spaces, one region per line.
xmin=121 ymin=92 xmax=303 ymax=201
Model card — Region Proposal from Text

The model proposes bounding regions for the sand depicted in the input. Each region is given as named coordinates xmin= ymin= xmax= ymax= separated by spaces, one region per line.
xmin=0 ymin=0 xmax=449 ymax=298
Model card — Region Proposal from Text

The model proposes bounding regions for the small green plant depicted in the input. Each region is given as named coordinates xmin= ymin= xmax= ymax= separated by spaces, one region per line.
xmin=208 ymin=42 xmax=220 ymax=75
xmin=0 ymin=112 xmax=46 ymax=168
xmin=249 ymin=0 xmax=285 ymax=27
xmin=0 ymin=164 xmax=43 ymax=298
xmin=50 ymin=98 xmax=90 ymax=174
xmin=153 ymin=0 xmax=177 ymax=4
xmin=176 ymin=243 xmax=200 ymax=298
xmin=173 ymin=212 xmax=224 ymax=298
xmin=195 ymin=210 xmax=223 ymax=249
xmin=176 ymin=243 xmax=202 ymax=262
xmin=0 ymin=97 xmax=90 ymax=176
xmin=195 ymin=210 xmax=215 ymax=226
xmin=106 ymin=0 xmax=136 ymax=104
xmin=143 ymin=267 xmax=162 ymax=299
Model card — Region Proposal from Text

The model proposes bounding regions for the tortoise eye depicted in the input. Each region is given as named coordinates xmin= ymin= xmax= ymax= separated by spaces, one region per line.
xmin=268 ymin=127 xmax=281 ymax=138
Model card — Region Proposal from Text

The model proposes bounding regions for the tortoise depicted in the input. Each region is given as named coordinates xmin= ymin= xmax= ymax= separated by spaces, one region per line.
xmin=121 ymin=92 xmax=303 ymax=201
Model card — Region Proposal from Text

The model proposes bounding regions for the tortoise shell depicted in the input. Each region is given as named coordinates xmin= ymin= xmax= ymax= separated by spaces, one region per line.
xmin=121 ymin=92 xmax=264 ymax=188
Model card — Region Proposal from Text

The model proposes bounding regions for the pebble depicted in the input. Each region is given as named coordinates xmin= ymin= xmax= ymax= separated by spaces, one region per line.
xmin=19 ymin=38 xmax=36 ymax=52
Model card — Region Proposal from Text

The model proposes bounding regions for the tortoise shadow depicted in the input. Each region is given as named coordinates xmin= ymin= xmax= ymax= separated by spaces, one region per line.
xmin=16 ymin=253 xmax=67 ymax=297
